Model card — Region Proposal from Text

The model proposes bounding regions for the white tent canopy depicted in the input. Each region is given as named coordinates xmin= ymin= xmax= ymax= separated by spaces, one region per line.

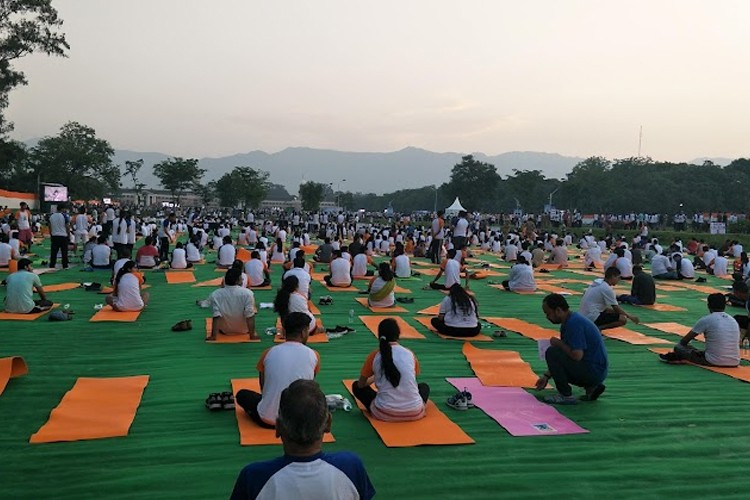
xmin=444 ymin=197 xmax=466 ymax=217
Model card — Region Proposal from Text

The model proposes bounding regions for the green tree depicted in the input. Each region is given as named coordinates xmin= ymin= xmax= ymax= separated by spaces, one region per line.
xmin=153 ymin=157 xmax=205 ymax=205
xmin=299 ymin=181 xmax=326 ymax=211
xmin=0 ymin=138 xmax=29 ymax=190
xmin=192 ymin=180 xmax=217 ymax=207
xmin=0 ymin=0 xmax=69 ymax=136
xmin=444 ymin=155 xmax=500 ymax=212
xmin=28 ymin=121 xmax=119 ymax=200
xmin=214 ymin=166 xmax=270 ymax=209
xmin=123 ymin=159 xmax=146 ymax=207
xmin=503 ymin=169 xmax=559 ymax=213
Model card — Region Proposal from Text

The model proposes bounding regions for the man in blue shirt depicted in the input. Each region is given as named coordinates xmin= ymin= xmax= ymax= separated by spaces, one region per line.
xmin=536 ymin=293 xmax=609 ymax=405
xmin=231 ymin=379 xmax=375 ymax=500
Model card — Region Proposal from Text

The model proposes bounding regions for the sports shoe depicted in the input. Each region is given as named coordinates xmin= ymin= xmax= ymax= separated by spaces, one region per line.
xmin=581 ymin=384 xmax=606 ymax=401
xmin=446 ymin=388 xmax=474 ymax=410
xmin=205 ymin=393 xmax=223 ymax=411
xmin=544 ymin=393 xmax=578 ymax=405
xmin=220 ymin=392 xmax=235 ymax=410
xmin=659 ymin=352 xmax=687 ymax=364
xmin=696 ymin=277 xmax=707 ymax=283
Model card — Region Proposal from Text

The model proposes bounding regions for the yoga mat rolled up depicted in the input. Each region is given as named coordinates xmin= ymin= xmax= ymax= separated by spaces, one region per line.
xmin=231 ymin=378 xmax=335 ymax=445
xmin=342 ymin=379 xmax=474 ymax=447
xmin=446 ymin=377 xmax=588 ymax=436
xmin=461 ymin=343 xmax=539 ymax=387
xmin=0 ymin=356 xmax=28 ymax=396
xmin=30 ymin=375 xmax=149 ymax=443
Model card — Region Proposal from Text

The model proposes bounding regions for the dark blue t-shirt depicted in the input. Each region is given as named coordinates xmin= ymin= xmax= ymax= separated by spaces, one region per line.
xmin=561 ymin=312 xmax=609 ymax=383
xmin=231 ymin=451 xmax=375 ymax=500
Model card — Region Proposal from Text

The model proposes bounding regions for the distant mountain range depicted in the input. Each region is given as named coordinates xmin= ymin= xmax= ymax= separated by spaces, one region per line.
xmin=109 ymin=147 xmax=585 ymax=195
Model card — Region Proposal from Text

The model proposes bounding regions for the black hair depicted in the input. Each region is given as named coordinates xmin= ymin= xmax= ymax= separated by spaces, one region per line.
xmin=378 ymin=262 xmax=394 ymax=281
xmin=276 ymin=379 xmax=328 ymax=447
xmin=543 ymin=293 xmax=570 ymax=311
xmin=707 ymin=293 xmax=727 ymax=312
xmin=114 ymin=260 xmax=136 ymax=287
xmin=224 ymin=268 xmax=242 ymax=286
xmin=282 ymin=311 xmax=309 ymax=339
xmin=378 ymin=318 xmax=401 ymax=388
xmin=604 ymin=267 xmax=621 ymax=280
xmin=274 ymin=275 xmax=299 ymax=319
xmin=448 ymin=283 xmax=478 ymax=317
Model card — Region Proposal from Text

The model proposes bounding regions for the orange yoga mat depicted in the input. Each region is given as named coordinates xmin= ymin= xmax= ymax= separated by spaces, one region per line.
xmin=90 ymin=305 xmax=141 ymax=322
xmin=0 ymin=304 xmax=59 ymax=321
xmin=489 ymin=285 xmax=540 ymax=295
xmin=535 ymin=283 xmax=582 ymax=295
xmin=205 ymin=318 xmax=260 ymax=343
xmin=414 ymin=268 xmax=440 ymax=276
xmin=30 ymin=375 xmax=149 ymax=443
xmin=649 ymin=348 xmax=750 ymax=383
xmin=99 ymin=284 xmax=151 ymax=295
xmin=319 ymin=281 xmax=360 ymax=292
xmin=655 ymin=285 xmax=684 ymax=293
xmin=413 ymin=316 xmax=492 ymax=342
xmin=165 ymin=271 xmax=196 ymax=284
xmin=637 ymin=303 xmax=687 ymax=312
xmin=0 ymin=356 xmax=28 ymax=396
xmin=231 ymin=378 xmax=335 ymax=445
xmin=669 ymin=282 xmax=723 ymax=294
xmin=602 ymin=327 xmax=672 ymax=345
xmin=44 ymin=282 xmax=81 ymax=293
xmin=193 ymin=277 xmax=223 ymax=287
xmin=354 ymin=297 xmax=408 ymax=313
xmin=342 ymin=379 xmax=474 ymax=447
xmin=412 ymin=261 xmax=439 ymax=268
xmin=567 ymin=269 xmax=602 ymax=277
xmin=539 ymin=263 xmax=564 ymax=271
xmin=308 ymin=301 xmax=321 ymax=315
xmin=644 ymin=322 xmax=704 ymax=342
xmin=359 ymin=316 xmax=425 ymax=340
xmin=417 ymin=304 xmax=441 ymax=315
xmin=393 ymin=285 xmax=412 ymax=294
xmin=311 ymin=272 xmax=328 ymax=281
xmin=484 ymin=317 xmax=559 ymax=341
xmin=273 ymin=318 xmax=328 ymax=343
xmin=461 ymin=343 xmax=539 ymax=387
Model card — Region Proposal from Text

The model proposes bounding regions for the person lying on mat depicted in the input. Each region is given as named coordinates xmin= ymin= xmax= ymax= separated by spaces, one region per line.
xmin=502 ymin=254 xmax=536 ymax=293
xmin=579 ymin=267 xmax=639 ymax=331
xmin=351 ymin=318 xmax=430 ymax=421
xmin=536 ymin=293 xmax=608 ymax=405
xmin=207 ymin=268 xmax=258 ymax=341
xmin=429 ymin=248 xmax=469 ymax=291
xmin=3 ymin=258 xmax=53 ymax=313
xmin=235 ymin=313 xmax=319 ymax=427
xmin=659 ymin=293 xmax=740 ymax=366
xmin=324 ymin=249 xmax=352 ymax=288
xmin=274 ymin=275 xmax=321 ymax=336
xmin=231 ymin=379 xmax=375 ymax=500
xmin=366 ymin=263 xmax=396 ymax=308
xmin=430 ymin=284 xmax=481 ymax=337
xmin=106 ymin=260 xmax=149 ymax=312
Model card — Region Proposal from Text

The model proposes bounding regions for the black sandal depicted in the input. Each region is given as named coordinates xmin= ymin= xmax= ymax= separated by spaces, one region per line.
xmin=205 ymin=393 xmax=222 ymax=411
xmin=220 ymin=391 xmax=235 ymax=410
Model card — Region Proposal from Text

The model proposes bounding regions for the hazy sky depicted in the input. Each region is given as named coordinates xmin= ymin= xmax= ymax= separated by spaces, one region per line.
xmin=9 ymin=0 xmax=750 ymax=162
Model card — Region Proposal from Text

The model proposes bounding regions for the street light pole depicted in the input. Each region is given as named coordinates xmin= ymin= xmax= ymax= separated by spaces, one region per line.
xmin=433 ymin=185 xmax=438 ymax=213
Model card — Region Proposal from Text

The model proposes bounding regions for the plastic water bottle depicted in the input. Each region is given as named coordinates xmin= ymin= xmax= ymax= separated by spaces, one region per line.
xmin=743 ymin=338 xmax=750 ymax=350
xmin=349 ymin=309 xmax=355 ymax=324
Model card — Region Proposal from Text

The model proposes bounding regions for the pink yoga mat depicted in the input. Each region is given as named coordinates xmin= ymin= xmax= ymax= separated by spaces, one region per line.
xmin=446 ymin=377 xmax=588 ymax=437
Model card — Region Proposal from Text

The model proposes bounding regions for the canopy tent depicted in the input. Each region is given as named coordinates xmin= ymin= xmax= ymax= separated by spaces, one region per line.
xmin=444 ymin=197 xmax=466 ymax=218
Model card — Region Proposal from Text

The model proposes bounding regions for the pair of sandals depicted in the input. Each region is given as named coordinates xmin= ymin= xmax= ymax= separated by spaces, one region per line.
xmin=171 ymin=319 xmax=193 ymax=331
xmin=325 ymin=325 xmax=355 ymax=334
xmin=396 ymin=297 xmax=414 ymax=304
xmin=205 ymin=392 xmax=235 ymax=411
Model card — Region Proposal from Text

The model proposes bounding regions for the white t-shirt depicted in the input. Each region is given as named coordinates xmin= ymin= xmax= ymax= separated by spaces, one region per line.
xmin=0 ymin=242 xmax=12 ymax=266
xmin=579 ymin=279 xmax=618 ymax=322
xmin=49 ymin=212 xmax=68 ymax=237
xmin=288 ymin=292 xmax=316 ymax=334
xmin=218 ymin=244 xmax=236 ymax=267
xmin=244 ymin=259 xmax=267 ymax=287
xmin=443 ymin=259 xmax=462 ymax=288
xmin=171 ymin=248 xmax=188 ymax=269
xmin=454 ymin=218 xmax=468 ymax=237
xmin=677 ymin=258 xmax=695 ymax=278
xmin=352 ymin=253 xmax=370 ymax=277
xmin=692 ymin=312 xmax=740 ymax=366
xmin=362 ymin=344 xmax=425 ymax=422
xmin=651 ymin=255 xmax=671 ymax=275
xmin=439 ymin=295 xmax=478 ymax=328
xmin=186 ymin=243 xmax=201 ymax=262
xmin=508 ymin=263 xmax=536 ymax=292
xmin=393 ymin=254 xmax=411 ymax=278
xmin=713 ymin=256 xmax=729 ymax=276
xmin=329 ymin=257 xmax=352 ymax=287
xmin=114 ymin=273 xmax=144 ymax=311
xmin=113 ymin=258 xmax=129 ymax=277
xmin=257 ymin=342 xmax=320 ymax=424
xmin=368 ymin=277 xmax=395 ymax=308
xmin=615 ymin=258 xmax=633 ymax=279
xmin=584 ymin=247 xmax=602 ymax=267
xmin=16 ymin=210 xmax=31 ymax=230
xmin=209 ymin=286 xmax=256 ymax=334
xmin=92 ymin=244 xmax=111 ymax=267
xmin=283 ymin=267 xmax=311 ymax=298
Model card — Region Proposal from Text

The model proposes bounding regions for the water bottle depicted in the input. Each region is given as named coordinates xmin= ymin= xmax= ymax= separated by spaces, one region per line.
xmin=743 ymin=338 xmax=750 ymax=350
xmin=349 ymin=309 xmax=355 ymax=324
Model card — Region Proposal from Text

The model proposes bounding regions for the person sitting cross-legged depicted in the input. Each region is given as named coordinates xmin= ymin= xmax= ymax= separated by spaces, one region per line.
xmin=430 ymin=284 xmax=481 ymax=338
xmin=206 ymin=268 xmax=258 ymax=341
xmin=536 ymin=293 xmax=608 ymax=405
xmin=230 ymin=379 xmax=375 ymax=500
xmin=659 ymin=293 xmax=740 ymax=366
xmin=579 ymin=267 xmax=639 ymax=331
xmin=3 ymin=258 xmax=53 ymax=313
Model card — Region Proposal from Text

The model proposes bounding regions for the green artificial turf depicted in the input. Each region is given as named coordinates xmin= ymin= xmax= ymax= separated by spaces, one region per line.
xmin=2 ymin=243 xmax=750 ymax=499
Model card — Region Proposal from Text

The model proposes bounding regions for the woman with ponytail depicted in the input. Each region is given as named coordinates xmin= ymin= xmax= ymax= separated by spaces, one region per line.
xmin=351 ymin=318 xmax=429 ymax=421
xmin=274 ymin=275 xmax=319 ymax=335
xmin=106 ymin=260 xmax=149 ymax=312
xmin=431 ymin=283 xmax=481 ymax=337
